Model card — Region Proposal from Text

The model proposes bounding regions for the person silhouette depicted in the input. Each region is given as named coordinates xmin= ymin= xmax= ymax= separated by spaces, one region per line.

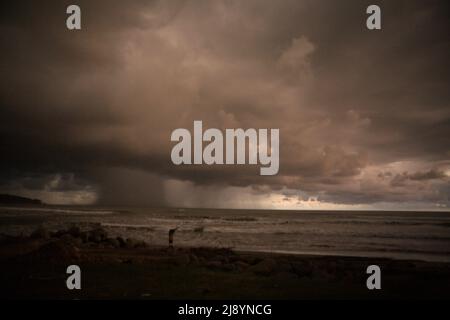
xmin=169 ymin=227 xmax=178 ymax=248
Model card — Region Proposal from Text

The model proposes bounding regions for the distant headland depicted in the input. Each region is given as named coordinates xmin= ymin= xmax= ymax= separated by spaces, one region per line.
xmin=0 ymin=194 xmax=43 ymax=205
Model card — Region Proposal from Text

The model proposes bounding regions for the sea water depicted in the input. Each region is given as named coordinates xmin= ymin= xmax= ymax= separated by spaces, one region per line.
xmin=1 ymin=206 xmax=449 ymax=262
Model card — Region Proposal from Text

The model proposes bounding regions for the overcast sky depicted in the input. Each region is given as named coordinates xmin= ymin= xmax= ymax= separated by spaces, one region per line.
xmin=0 ymin=0 xmax=449 ymax=210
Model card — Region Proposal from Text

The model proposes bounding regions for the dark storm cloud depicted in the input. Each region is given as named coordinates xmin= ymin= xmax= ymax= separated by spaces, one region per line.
xmin=0 ymin=0 xmax=449 ymax=207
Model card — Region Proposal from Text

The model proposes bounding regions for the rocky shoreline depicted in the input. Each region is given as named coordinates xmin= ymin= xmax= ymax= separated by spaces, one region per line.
xmin=1 ymin=226 xmax=450 ymax=299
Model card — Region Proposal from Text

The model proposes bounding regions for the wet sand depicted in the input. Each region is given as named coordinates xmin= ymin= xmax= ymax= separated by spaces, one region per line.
xmin=1 ymin=228 xmax=450 ymax=299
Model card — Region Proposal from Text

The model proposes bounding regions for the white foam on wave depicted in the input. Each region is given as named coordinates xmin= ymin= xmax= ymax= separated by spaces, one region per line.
xmin=101 ymin=222 xmax=153 ymax=229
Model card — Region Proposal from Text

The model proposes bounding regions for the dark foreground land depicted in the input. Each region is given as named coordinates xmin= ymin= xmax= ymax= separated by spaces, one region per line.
xmin=1 ymin=226 xmax=449 ymax=299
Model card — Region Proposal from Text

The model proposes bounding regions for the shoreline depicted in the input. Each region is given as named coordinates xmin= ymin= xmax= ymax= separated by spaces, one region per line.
xmin=233 ymin=248 xmax=450 ymax=264
xmin=1 ymin=227 xmax=450 ymax=299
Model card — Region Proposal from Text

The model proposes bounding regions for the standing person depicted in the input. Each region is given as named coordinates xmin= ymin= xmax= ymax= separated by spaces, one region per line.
xmin=169 ymin=227 xmax=178 ymax=248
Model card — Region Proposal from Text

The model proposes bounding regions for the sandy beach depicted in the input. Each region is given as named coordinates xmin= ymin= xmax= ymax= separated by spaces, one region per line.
xmin=1 ymin=226 xmax=449 ymax=299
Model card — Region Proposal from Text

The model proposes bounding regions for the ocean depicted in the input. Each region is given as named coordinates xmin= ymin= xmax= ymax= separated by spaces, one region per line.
xmin=1 ymin=206 xmax=450 ymax=262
